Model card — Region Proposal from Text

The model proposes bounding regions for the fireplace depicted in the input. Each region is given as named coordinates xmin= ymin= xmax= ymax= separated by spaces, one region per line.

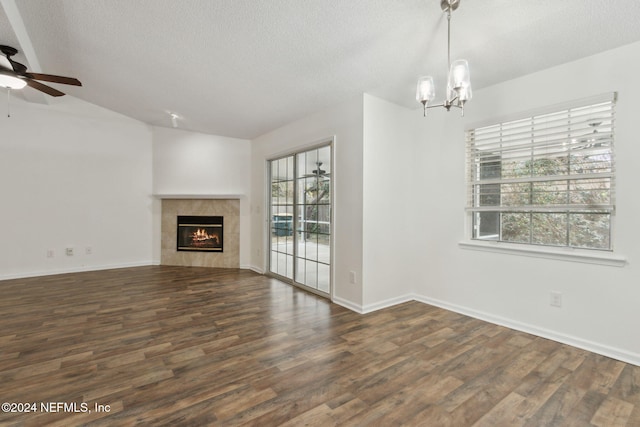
xmin=177 ymin=215 xmax=223 ymax=252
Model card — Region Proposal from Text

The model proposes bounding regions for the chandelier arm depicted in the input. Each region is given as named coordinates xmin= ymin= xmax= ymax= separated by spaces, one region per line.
xmin=422 ymin=101 xmax=447 ymax=117
xmin=447 ymin=102 xmax=465 ymax=117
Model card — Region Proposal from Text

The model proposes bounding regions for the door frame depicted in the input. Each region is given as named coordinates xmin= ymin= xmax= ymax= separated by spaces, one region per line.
xmin=265 ymin=138 xmax=334 ymax=299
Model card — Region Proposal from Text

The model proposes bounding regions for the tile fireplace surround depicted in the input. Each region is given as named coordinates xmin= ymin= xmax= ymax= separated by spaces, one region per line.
xmin=161 ymin=199 xmax=240 ymax=268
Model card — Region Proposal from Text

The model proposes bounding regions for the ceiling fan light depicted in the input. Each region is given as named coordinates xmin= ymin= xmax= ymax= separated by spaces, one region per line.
xmin=0 ymin=73 xmax=27 ymax=89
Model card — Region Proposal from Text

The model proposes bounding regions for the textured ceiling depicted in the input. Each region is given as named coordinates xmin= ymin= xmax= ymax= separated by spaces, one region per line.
xmin=2 ymin=0 xmax=640 ymax=139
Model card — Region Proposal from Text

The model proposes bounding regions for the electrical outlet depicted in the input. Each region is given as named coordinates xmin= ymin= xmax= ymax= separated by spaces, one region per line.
xmin=550 ymin=291 xmax=562 ymax=308
xmin=349 ymin=271 xmax=357 ymax=284
xmin=46 ymin=249 xmax=54 ymax=258
xmin=66 ymin=247 xmax=74 ymax=256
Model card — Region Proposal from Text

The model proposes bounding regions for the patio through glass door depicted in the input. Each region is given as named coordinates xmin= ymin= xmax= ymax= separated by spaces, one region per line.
xmin=268 ymin=144 xmax=332 ymax=296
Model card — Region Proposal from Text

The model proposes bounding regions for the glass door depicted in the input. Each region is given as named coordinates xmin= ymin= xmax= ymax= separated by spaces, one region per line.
xmin=269 ymin=155 xmax=295 ymax=280
xmin=268 ymin=144 xmax=332 ymax=296
xmin=295 ymin=146 xmax=331 ymax=293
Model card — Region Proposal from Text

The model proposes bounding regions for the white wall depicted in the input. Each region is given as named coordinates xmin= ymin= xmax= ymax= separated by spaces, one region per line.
xmin=362 ymin=94 xmax=421 ymax=309
xmin=410 ymin=40 xmax=640 ymax=365
xmin=250 ymin=96 xmax=364 ymax=307
xmin=0 ymin=96 xmax=154 ymax=279
xmin=151 ymin=126 xmax=251 ymax=266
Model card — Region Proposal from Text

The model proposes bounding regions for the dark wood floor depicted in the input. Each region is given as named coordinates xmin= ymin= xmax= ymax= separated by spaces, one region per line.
xmin=0 ymin=266 xmax=638 ymax=426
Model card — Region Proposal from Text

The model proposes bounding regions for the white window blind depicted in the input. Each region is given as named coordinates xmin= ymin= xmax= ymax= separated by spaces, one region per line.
xmin=466 ymin=93 xmax=616 ymax=250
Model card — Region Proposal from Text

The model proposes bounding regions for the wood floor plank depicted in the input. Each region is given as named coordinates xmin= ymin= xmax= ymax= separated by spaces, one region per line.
xmin=522 ymin=382 xmax=587 ymax=427
xmin=562 ymin=389 xmax=609 ymax=427
xmin=0 ymin=265 xmax=638 ymax=426
xmin=590 ymin=396 xmax=634 ymax=427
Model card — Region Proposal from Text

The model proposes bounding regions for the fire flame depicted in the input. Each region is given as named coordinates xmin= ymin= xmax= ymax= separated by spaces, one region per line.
xmin=191 ymin=228 xmax=219 ymax=244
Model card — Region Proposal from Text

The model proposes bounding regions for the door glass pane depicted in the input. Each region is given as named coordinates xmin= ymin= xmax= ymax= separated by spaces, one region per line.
xmin=304 ymin=235 xmax=319 ymax=262
xmin=317 ymin=237 xmax=330 ymax=265
xmin=295 ymin=257 xmax=306 ymax=284
xmin=304 ymin=260 xmax=318 ymax=288
xmin=270 ymin=251 xmax=277 ymax=275
xmin=285 ymin=254 xmax=293 ymax=279
xmin=318 ymin=263 xmax=330 ymax=293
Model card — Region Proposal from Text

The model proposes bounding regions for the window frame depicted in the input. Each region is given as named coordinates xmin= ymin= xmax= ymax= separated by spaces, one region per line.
xmin=461 ymin=93 xmax=626 ymax=266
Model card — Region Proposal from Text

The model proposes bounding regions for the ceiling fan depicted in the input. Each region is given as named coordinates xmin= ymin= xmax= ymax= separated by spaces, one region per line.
xmin=304 ymin=162 xmax=331 ymax=180
xmin=574 ymin=116 xmax=610 ymax=149
xmin=0 ymin=45 xmax=81 ymax=96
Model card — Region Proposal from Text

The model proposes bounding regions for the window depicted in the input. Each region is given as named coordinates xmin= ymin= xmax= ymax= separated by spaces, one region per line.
xmin=466 ymin=93 xmax=616 ymax=250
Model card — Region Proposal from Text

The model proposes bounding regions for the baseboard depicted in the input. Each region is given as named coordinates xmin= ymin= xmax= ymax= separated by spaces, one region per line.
xmin=361 ymin=294 xmax=415 ymax=314
xmin=0 ymin=261 xmax=156 ymax=281
xmin=413 ymin=293 xmax=640 ymax=367
xmin=331 ymin=296 xmax=364 ymax=313
xmin=332 ymin=294 xmax=415 ymax=314
xmin=241 ymin=265 xmax=265 ymax=274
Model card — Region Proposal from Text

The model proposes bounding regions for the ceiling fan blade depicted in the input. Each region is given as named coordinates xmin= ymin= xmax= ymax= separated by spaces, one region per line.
xmin=28 ymin=73 xmax=82 ymax=86
xmin=303 ymin=172 xmax=330 ymax=180
xmin=27 ymin=79 xmax=65 ymax=97
xmin=0 ymin=56 xmax=12 ymax=70
xmin=8 ymin=58 xmax=27 ymax=74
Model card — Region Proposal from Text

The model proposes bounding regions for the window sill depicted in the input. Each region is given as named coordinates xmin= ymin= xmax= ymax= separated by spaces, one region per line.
xmin=458 ymin=240 xmax=627 ymax=267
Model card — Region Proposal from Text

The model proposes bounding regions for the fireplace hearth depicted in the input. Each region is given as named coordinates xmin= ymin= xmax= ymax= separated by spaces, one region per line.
xmin=177 ymin=215 xmax=223 ymax=252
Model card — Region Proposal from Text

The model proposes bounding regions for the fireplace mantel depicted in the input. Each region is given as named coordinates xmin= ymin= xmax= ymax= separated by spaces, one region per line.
xmin=153 ymin=194 xmax=245 ymax=200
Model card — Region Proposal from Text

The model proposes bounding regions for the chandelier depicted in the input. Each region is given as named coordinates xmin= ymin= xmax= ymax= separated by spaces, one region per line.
xmin=416 ymin=0 xmax=471 ymax=116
